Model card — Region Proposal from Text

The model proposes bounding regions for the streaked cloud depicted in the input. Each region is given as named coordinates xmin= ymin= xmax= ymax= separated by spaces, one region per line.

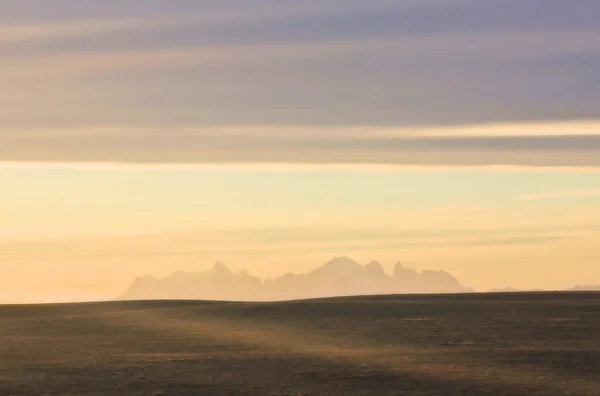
xmin=0 ymin=1 xmax=401 ymax=45
xmin=520 ymin=189 xmax=600 ymax=200
xmin=0 ymin=224 xmax=587 ymax=262
xmin=2 ymin=122 xmax=600 ymax=167
xmin=0 ymin=17 xmax=163 ymax=45
xmin=378 ymin=121 xmax=600 ymax=138
xmin=4 ymin=161 xmax=600 ymax=175
xmin=0 ymin=0 xmax=599 ymax=166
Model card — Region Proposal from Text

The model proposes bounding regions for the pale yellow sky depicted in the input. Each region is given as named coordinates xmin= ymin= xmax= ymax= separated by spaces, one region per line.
xmin=2 ymin=163 xmax=600 ymax=302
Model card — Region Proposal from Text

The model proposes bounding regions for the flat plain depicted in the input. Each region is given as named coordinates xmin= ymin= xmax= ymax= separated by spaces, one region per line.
xmin=0 ymin=292 xmax=598 ymax=395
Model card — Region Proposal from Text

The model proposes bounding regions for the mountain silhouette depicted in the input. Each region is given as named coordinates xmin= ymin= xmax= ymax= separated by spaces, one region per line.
xmin=120 ymin=257 xmax=472 ymax=301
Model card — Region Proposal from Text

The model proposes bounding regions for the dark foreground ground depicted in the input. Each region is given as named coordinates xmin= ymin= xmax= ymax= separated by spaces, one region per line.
xmin=0 ymin=293 xmax=598 ymax=396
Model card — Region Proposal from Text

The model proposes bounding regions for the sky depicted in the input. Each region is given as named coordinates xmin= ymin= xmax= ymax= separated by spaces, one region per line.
xmin=1 ymin=0 xmax=600 ymax=302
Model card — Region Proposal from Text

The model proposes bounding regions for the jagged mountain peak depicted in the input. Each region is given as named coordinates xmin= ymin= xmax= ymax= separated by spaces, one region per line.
xmin=317 ymin=256 xmax=362 ymax=272
xmin=332 ymin=256 xmax=358 ymax=264
xmin=365 ymin=261 xmax=385 ymax=277
xmin=209 ymin=261 xmax=233 ymax=276
xmin=393 ymin=261 xmax=418 ymax=277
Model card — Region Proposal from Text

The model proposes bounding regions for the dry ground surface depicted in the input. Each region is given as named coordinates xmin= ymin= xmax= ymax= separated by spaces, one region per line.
xmin=0 ymin=293 xmax=598 ymax=395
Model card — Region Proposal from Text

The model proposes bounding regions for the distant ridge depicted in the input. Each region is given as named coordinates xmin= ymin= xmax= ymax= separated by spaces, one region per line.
xmin=486 ymin=286 xmax=600 ymax=293
xmin=120 ymin=257 xmax=473 ymax=301
xmin=567 ymin=285 xmax=600 ymax=292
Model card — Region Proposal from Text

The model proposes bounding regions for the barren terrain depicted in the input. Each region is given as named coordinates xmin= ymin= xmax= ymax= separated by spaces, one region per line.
xmin=0 ymin=293 xmax=598 ymax=395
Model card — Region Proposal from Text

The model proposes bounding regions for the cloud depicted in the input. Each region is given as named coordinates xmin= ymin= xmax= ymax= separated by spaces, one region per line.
xmin=378 ymin=121 xmax=600 ymax=138
xmin=1 ymin=1 xmax=599 ymax=165
xmin=2 ymin=122 xmax=600 ymax=167
xmin=519 ymin=189 xmax=600 ymax=200
xmin=5 ymin=161 xmax=600 ymax=175
xmin=0 ymin=224 xmax=584 ymax=262
xmin=0 ymin=17 xmax=163 ymax=45
xmin=0 ymin=2 xmax=379 ymax=46
xmin=0 ymin=235 xmax=573 ymax=262
xmin=0 ymin=0 xmax=484 ymax=47
xmin=4 ymin=29 xmax=600 ymax=76
xmin=3 ymin=0 xmax=598 ymax=53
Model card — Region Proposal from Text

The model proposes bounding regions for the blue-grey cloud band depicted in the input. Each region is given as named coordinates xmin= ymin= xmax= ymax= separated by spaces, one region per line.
xmin=2 ymin=131 xmax=600 ymax=167
xmin=1 ymin=0 xmax=599 ymax=166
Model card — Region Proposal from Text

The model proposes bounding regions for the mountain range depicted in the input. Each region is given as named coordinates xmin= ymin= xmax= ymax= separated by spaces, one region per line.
xmin=120 ymin=257 xmax=473 ymax=301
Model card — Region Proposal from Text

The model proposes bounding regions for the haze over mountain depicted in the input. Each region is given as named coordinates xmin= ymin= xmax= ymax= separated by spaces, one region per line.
xmin=120 ymin=257 xmax=472 ymax=301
